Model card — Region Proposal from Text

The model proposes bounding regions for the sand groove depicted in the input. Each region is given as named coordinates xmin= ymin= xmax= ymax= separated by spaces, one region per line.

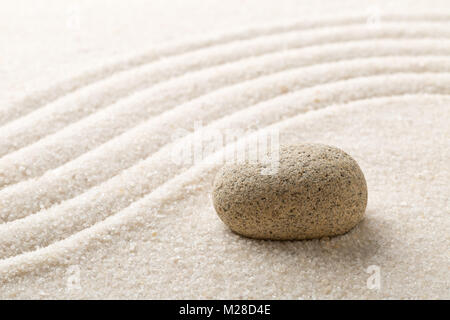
xmin=0 ymin=93 xmax=448 ymax=284
xmin=1 ymin=23 xmax=450 ymax=161
xmin=1 ymin=38 xmax=450 ymax=190
xmin=0 ymin=54 xmax=450 ymax=225
xmin=2 ymin=13 xmax=449 ymax=125
xmin=1 ymin=72 xmax=450 ymax=259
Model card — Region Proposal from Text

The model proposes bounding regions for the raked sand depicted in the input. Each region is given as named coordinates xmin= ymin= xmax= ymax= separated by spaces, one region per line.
xmin=0 ymin=1 xmax=449 ymax=299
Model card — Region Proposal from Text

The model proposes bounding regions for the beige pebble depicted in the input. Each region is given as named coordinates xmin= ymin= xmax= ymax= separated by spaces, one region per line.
xmin=212 ymin=144 xmax=367 ymax=240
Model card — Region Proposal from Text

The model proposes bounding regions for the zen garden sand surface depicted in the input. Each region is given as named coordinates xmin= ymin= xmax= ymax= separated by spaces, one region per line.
xmin=0 ymin=0 xmax=449 ymax=299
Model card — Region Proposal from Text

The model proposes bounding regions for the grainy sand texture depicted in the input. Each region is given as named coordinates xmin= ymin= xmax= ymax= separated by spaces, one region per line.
xmin=0 ymin=0 xmax=449 ymax=299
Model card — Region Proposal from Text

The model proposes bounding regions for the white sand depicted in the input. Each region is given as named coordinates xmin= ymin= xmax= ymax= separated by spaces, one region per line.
xmin=0 ymin=0 xmax=449 ymax=299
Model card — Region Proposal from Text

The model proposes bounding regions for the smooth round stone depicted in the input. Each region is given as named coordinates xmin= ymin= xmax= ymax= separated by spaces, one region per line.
xmin=212 ymin=144 xmax=368 ymax=240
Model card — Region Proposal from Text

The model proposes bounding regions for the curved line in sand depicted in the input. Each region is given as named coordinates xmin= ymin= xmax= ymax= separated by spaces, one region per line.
xmin=1 ymin=73 xmax=450 ymax=260
xmin=1 ymin=53 xmax=450 ymax=223
xmin=0 ymin=93 xmax=448 ymax=279
xmin=1 ymin=23 xmax=449 ymax=161
xmin=2 ymin=14 xmax=449 ymax=125
xmin=1 ymin=38 xmax=450 ymax=191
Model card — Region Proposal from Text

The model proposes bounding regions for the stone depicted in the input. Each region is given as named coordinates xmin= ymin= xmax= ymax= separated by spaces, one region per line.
xmin=212 ymin=144 xmax=367 ymax=240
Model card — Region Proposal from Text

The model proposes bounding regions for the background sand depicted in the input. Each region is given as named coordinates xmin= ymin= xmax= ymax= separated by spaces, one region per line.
xmin=0 ymin=0 xmax=449 ymax=299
